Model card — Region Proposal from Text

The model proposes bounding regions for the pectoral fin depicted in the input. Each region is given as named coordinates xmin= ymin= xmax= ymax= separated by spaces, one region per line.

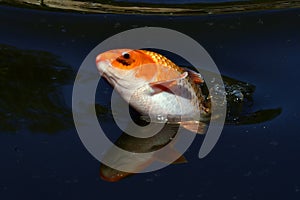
xmin=149 ymin=72 xmax=188 ymax=95
xmin=179 ymin=121 xmax=208 ymax=135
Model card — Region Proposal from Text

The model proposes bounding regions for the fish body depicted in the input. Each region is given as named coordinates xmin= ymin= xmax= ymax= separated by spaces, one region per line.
xmin=96 ymin=49 xmax=210 ymax=124
xmin=96 ymin=49 xmax=210 ymax=182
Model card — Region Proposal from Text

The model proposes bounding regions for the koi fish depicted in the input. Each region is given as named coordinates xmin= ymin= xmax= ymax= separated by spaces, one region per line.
xmin=96 ymin=49 xmax=211 ymax=134
xmin=96 ymin=49 xmax=282 ymax=182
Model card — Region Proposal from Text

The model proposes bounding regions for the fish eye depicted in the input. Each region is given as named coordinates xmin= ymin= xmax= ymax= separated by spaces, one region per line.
xmin=122 ymin=52 xmax=130 ymax=59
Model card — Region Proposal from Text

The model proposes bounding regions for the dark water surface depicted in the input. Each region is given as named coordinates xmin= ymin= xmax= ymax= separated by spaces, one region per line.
xmin=0 ymin=5 xmax=300 ymax=200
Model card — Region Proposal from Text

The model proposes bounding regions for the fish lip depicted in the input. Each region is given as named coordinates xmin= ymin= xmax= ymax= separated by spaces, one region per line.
xmin=96 ymin=60 xmax=112 ymax=76
xmin=96 ymin=54 xmax=102 ymax=64
xmin=96 ymin=60 xmax=119 ymax=86
xmin=96 ymin=59 xmax=108 ymax=73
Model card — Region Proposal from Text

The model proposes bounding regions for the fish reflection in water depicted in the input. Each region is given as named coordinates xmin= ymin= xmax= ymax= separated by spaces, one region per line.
xmin=100 ymin=122 xmax=189 ymax=182
xmin=96 ymin=49 xmax=281 ymax=182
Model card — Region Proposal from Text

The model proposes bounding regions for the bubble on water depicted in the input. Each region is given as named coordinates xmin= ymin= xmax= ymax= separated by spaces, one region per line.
xmin=213 ymin=84 xmax=226 ymax=95
xmin=210 ymin=83 xmax=227 ymax=107
xmin=230 ymin=89 xmax=244 ymax=102
xmin=295 ymin=185 xmax=300 ymax=193
xmin=258 ymin=19 xmax=264 ymax=25
xmin=233 ymin=117 xmax=239 ymax=122
xmin=244 ymin=171 xmax=252 ymax=177
xmin=145 ymin=178 xmax=154 ymax=182
xmin=270 ymin=141 xmax=279 ymax=146
xmin=13 ymin=146 xmax=21 ymax=153
xmin=114 ymin=23 xmax=121 ymax=29
xmin=156 ymin=115 xmax=168 ymax=123
xmin=61 ymin=26 xmax=67 ymax=33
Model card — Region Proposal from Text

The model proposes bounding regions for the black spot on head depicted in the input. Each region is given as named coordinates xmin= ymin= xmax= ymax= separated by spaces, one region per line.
xmin=116 ymin=58 xmax=130 ymax=66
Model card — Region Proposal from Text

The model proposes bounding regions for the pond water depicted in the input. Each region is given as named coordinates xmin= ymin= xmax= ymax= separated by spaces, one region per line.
xmin=0 ymin=4 xmax=300 ymax=200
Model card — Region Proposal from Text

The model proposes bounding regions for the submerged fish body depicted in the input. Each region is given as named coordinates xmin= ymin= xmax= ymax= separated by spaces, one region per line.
xmin=99 ymin=123 xmax=184 ymax=182
xmin=96 ymin=49 xmax=210 ymax=124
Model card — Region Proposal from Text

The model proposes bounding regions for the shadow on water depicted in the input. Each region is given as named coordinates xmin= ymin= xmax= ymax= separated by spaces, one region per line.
xmin=0 ymin=42 xmax=281 ymax=135
xmin=0 ymin=44 xmax=75 ymax=133
xmin=220 ymin=74 xmax=282 ymax=125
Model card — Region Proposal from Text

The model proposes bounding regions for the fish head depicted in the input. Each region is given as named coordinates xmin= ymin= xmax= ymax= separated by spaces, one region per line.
xmin=96 ymin=49 xmax=160 ymax=91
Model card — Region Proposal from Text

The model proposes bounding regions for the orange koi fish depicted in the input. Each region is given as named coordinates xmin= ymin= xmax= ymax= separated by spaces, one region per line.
xmin=95 ymin=49 xmax=282 ymax=182
xmin=96 ymin=49 xmax=211 ymax=133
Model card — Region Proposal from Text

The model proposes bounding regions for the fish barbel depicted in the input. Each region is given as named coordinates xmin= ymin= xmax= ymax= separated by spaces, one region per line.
xmin=96 ymin=49 xmax=211 ymax=131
